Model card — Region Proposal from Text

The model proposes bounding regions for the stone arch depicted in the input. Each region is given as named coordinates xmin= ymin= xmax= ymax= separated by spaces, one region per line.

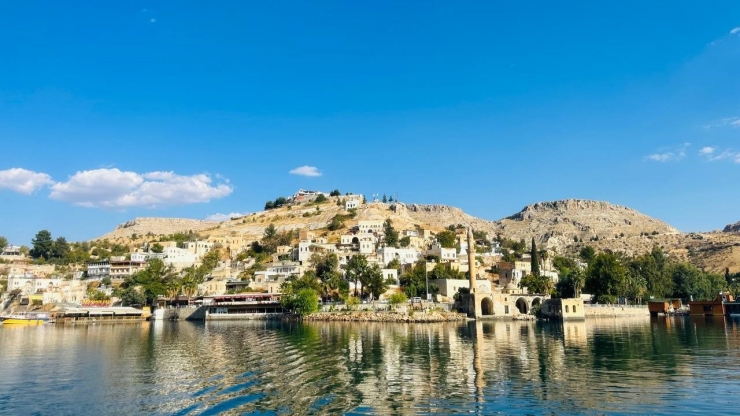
xmin=481 ymin=297 xmax=494 ymax=316
xmin=515 ymin=297 xmax=529 ymax=314
xmin=531 ymin=297 xmax=542 ymax=308
xmin=352 ymin=237 xmax=359 ymax=244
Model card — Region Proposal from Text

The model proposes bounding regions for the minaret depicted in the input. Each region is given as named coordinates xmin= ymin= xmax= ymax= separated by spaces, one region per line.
xmin=467 ymin=228 xmax=476 ymax=294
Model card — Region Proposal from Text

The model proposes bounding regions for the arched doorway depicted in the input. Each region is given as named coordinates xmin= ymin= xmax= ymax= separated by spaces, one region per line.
xmin=531 ymin=297 xmax=541 ymax=308
xmin=516 ymin=297 xmax=529 ymax=314
xmin=481 ymin=297 xmax=493 ymax=316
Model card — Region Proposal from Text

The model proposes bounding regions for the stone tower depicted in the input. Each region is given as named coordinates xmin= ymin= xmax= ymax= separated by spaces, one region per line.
xmin=467 ymin=227 xmax=476 ymax=293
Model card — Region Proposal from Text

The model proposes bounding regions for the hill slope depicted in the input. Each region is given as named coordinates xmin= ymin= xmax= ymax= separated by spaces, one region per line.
xmin=95 ymin=198 xmax=740 ymax=273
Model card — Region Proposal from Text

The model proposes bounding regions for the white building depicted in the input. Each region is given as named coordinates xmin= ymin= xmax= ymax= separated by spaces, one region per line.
xmin=379 ymin=247 xmax=421 ymax=266
xmin=426 ymin=243 xmax=457 ymax=262
xmin=381 ymin=268 xmax=399 ymax=285
xmin=186 ymin=240 xmax=215 ymax=257
xmin=86 ymin=261 xmax=110 ymax=280
xmin=7 ymin=275 xmax=63 ymax=295
xmin=163 ymin=247 xmax=198 ymax=269
xmin=357 ymin=220 xmax=384 ymax=234
xmin=345 ymin=196 xmax=362 ymax=210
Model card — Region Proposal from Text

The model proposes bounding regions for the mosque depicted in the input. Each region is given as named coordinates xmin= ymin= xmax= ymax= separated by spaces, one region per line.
xmin=459 ymin=228 xmax=546 ymax=319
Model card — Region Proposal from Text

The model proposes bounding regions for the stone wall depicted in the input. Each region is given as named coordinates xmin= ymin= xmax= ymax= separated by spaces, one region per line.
xmin=584 ymin=305 xmax=649 ymax=318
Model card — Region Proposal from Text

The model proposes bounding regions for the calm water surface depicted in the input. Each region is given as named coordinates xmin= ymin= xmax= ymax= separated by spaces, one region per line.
xmin=1 ymin=317 xmax=740 ymax=415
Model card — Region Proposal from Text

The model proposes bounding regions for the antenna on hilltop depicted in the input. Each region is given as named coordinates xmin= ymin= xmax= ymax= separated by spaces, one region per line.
xmin=372 ymin=193 xmax=379 ymax=202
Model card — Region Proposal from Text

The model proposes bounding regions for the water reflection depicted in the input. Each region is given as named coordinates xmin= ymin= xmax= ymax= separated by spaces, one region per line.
xmin=1 ymin=317 xmax=740 ymax=415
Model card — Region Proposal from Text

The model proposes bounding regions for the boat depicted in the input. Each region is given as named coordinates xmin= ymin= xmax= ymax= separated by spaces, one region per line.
xmin=0 ymin=312 xmax=52 ymax=325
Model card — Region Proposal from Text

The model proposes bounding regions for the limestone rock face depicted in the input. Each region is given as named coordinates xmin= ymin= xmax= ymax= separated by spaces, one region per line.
xmin=98 ymin=217 xmax=218 ymax=240
xmin=724 ymin=221 xmax=740 ymax=233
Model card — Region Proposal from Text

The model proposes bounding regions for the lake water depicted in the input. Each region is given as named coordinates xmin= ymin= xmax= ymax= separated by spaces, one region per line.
xmin=1 ymin=316 xmax=740 ymax=415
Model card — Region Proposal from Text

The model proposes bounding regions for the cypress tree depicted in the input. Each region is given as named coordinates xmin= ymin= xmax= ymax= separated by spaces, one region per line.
xmin=531 ymin=237 xmax=540 ymax=277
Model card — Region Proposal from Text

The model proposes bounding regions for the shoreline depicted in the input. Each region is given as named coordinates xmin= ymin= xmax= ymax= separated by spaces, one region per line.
xmin=301 ymin=310 xmax=468 ymax=323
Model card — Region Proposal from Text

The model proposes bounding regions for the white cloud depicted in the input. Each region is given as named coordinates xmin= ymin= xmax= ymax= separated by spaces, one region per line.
xmin=699 ymin=146 xmax=716 ymax=155
xmin=49 ymin=168 xmax=232 ymax=209
xmin=705 ymin=117 xmax=740 ymax=129
xmin=204 ymin=212 xmax=250 ymax=222
xmin=0 ymin=168 xmax=55 ymax=194
xmin=289 ymin=165 xmax=322 ymax=177
xmin=645 ymin=143 xmax=690 ymax=163
xmin=731 ymin=27 xmax=740 ymax=35
xmin=705 ymin=149 xmax=740 ymax=163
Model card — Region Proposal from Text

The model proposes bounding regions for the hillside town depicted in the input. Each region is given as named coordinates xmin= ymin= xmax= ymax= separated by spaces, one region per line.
xmin=1 ymin=190 xmax=737 ymax=322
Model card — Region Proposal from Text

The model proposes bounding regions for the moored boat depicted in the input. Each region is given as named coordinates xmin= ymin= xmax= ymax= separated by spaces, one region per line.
xmin=0 ymin=312 xmax=51 ymax=325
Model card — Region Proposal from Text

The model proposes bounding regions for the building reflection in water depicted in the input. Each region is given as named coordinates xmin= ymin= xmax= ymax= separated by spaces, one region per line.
xmin=2 ymin=316 xmax=740 ymax=415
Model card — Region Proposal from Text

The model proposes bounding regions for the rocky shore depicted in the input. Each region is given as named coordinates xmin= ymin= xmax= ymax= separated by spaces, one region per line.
xmin=302 ymin=310 xmax=468 ymax=323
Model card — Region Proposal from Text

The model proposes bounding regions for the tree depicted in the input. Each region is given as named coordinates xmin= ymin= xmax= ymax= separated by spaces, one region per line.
xmin=150 ymin=243 xmax=164 ymax=254
xmin=530 ymin=238 xmax=540 ymax=277
xmin=520 ymin=273 xmax=552 ymax=294
xmin=52 ymin=236 xmax=70 ymax=261
xmin=436 ymin=230 xmax=456 ymax=249
xmin=382 ymin=194 xmax=387 ymax=203
xmin=362 ymin=264 xmax=388 ymax=300
xmin=0 ymin=236 xmax=8 ymax=251
xmin=579 ymin=246 xmax=596 ymax=264
xmin=125 ymin=258 xmax=177 ymax=305
xmin=315 ymin=194 xmax=327 ymax=203
xmin=585 ymin=251 xmax=627 ymax=304
xmin=387 ymin=292 xmax=408 ymax=308
xmin=383 ymin=219 xmax=399 ymax=247
xmin=330 ymin=189 xmax=341 ymax=197
xmin=399 ymin=236 xmax=410 ymax=248
xmin=30 ymin=230 xmax=54 ymax=259
xmin=389 ymin=195 xmax=394 ymax=202
xmin=345 ymin=254 xmax=369 ymax=297
xmin=398 ymin=260 xmax=428 ymax=298
xmin=200 ymin=249 xmax=221 ymax=274
xmin=120 ymin=287 xmax=146 ymax=306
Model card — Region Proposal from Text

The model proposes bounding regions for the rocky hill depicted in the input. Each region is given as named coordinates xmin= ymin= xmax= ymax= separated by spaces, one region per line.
xmin=724 ymin=221 xmax=740 ymax=233
xmin=94 ymin=198 xmax=740 ymax=273
xmin=492 ymin=199 xmax=680 ymax=253
xmin=98 ymin=217 xmax=218 ymax=240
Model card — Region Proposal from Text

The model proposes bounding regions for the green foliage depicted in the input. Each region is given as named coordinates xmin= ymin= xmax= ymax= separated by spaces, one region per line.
xmin=399 ymin=236 xmax=410 ymax=248
xmin=387 ymin=292 xmax=408 ymax=306
xmin=261 ymin=224 xmax=295 ymax=254
xmin=530 ymin=238 xmax=540 ymax=277
xmin=520 ymin=273 xmax=552 ymax=295
xmin=383 ymin=219 xmax=399 ymax=247
xmin=315 ymin=194 xmax=327 ymax=203
xmin=346 ymin=296 xmax=361 ymax=310
xmin=121 ymin=258 xmax=177 ymax=305
xmin=327 ymin=216 xmax=345 ymax=231
xmin=150 ymin=243 xmax=164 ymax=253
xmin=387 ymin=258 xmax=402 ymax=272
xmin=429 ymin=263 xmax=463 ymax=280
xmin=585 ymin=251 xmax=627 ymax=301
xmin=435 ymin=230 xmax=457 ymax=249
xmin=330 ymin=189 xmax=341 ymax=197
xmin=399 ymin=260 xmax=428 ymax=298
xmin=119 ymin=287 xmax=146 ymax=306
xmin=0 ymin=236 xmax=8 ymax=251
xmin=30 ymin=230 xmax=54 ymax=259
xmin=264 ymin=196 xmax=288 ymax=210
xmin=382 ymin=194 xmax=387 ymax=203
xmin=579 ymin=246 xmax=596 ymax=263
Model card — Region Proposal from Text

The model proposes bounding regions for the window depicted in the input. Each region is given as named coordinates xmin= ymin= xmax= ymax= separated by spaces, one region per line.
xmin=505 ymin=305 xmax=509 ymax=314
xmin=573 ymin=306 xmax=577 ymax=313
xmin=565 ymin=305 xmax=569 ymax=313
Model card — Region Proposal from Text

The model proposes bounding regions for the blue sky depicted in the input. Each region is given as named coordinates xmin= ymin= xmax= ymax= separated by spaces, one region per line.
xmin=1 ymin=1 xmax=739 ymax=245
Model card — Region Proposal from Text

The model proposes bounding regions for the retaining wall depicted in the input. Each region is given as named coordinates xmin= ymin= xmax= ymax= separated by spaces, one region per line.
xmin=584 ymin=305 xmax=649 ymax=318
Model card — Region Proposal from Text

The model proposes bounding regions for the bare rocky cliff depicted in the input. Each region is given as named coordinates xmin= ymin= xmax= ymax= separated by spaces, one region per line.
xmin=724 ymin=221 xmax=740 ymax=233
